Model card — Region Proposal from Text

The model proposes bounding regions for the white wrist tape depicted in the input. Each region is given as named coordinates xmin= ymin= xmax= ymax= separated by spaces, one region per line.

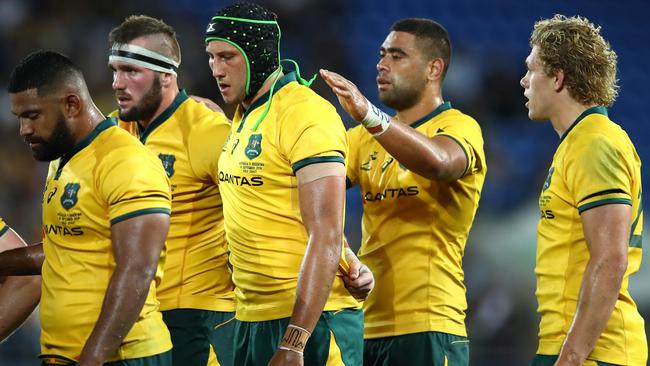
xmin=361 ymin=99 xmax=391 ymax=137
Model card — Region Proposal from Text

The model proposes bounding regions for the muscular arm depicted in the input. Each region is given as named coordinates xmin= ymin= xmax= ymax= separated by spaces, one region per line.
xmin=269 ymin=162 xmax=346 ymax=365
xmin=0 ymin=242 xmax=44 ymax=276
xmin=320 ymin=69 xmax=466 ymax=181
xmin=0 ymin=228 xmax=41 ymax=342
xmin=77 ymin=213 xmax=169 ymax=365
xmin=556 ymin=204 xmax=631 ymax=366
xmin=374 ymin=121 xmax=467 ymax=181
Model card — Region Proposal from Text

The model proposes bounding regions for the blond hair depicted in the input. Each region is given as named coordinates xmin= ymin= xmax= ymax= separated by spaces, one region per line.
xmin=531 ymin=14 xmax=618 ymax=106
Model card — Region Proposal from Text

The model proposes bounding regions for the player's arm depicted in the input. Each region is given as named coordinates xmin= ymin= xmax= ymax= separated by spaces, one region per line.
xmin=0 ymin=227 xmax=41 ymax=342
xmin=320 ymin=69 xmax=466 ymax=181
xmin=555 ymin=204 xmax=631 ymax=366
xmin=269 ymin=162 xmax=346 ymax=366
xmin=0 ymin=241 xmax=44 ymax=276
xmin=77 ymin=213 xmax=169 ymax=366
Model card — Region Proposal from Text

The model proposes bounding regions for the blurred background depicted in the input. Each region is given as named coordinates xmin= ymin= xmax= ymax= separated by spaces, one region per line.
xmin=0 ymin=0 xmax=648 ymax=364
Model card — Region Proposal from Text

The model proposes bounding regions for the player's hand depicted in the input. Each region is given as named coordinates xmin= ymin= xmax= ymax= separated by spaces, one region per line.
xmin=268 ymin=348 xmax=304 ymax=366
xmin=190 ymin=95 xmax=225 ymax=114
xmin=319 ymin=69 xmax=368 ymax=122
xmin=343 ymin=258 xmax=374 ymax=301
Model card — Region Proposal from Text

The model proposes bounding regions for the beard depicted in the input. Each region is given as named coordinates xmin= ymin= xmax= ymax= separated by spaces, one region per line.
xmin=29 ymin=113 xmax=76 ymax=162
xmin=378 ymin=76 xmax=426 ymax=111
xmin=118 ymin=76 xmax=163 ymax=122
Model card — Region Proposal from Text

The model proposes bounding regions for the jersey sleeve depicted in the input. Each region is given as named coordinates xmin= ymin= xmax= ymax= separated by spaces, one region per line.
xmin=345 ymin=126 xmax=364 ymax=188
xmin=97 ymin=144 xmax=172 ymax=225
xmin=564 ymin=134 xmax=633 ymax=213
xmin=278 ymin=99 xmax=348 ymax=173
xmin=427 ymin=115 xmax=485 ymax=177
xmin=0 ymin=217 xmax=7 ymax=237
xmin=188 ymin=110 xmax=232 ymax=184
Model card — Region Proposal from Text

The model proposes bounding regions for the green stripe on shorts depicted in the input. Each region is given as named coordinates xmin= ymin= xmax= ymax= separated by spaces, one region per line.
xmin=234 ymin=308 xmax=363 ymax=365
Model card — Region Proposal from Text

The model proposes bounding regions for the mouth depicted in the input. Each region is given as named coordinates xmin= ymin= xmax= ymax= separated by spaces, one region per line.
xmin=218 ymin=83 xmax=231 ymax=95
xmin=376 ymin=77 xmax=391 ymax=91
xmin=26 ymin=139 xmax=42 ymax=149
xmin=116 ymin=94 xmax=132 ymax=109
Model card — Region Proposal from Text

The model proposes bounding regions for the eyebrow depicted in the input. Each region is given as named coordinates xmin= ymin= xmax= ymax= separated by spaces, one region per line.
xmin=380 ymin=47 xmax=408 ymax=56
xmin=13 ymin=108 xmax=39 ymax=117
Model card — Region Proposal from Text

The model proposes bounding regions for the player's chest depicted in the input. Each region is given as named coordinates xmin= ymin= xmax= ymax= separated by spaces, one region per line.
xmin=144 ymin=135 xmax=194 ymax=192
xmin=538 ymin=157 xmax=573 ymax=222
xmin=219 ymin=129 xmax=287 ymax=178
xmin=42 ymin=167 xmax=100 ymax=237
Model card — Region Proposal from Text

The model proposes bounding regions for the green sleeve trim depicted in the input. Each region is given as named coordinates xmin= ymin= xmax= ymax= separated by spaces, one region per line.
xmin=0 ymin=225 xmax=8 ymax=237
xmin=292 ymin=156 xmax=344 ymax=173
xmin=110 ymin=207 xmax=171 ymax=226
xmin=578 ymin=188 xmax=628 ymax=205
xmin=577 ymin=198 xmax=632 ymax=214
xmin=437 ymin=133 xmax=470 ymax=176
xmin=630 ymin=234 xmax=643 ymax=248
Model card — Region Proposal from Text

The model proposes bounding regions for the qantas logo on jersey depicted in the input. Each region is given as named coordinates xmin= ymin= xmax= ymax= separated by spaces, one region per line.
xmin=43 ymin=224 xmax=83 ymax=236
xmin=218 ymin=171 xmax=264 ymax=186
xmin=363 ymin=186 xmax=419 ymax=202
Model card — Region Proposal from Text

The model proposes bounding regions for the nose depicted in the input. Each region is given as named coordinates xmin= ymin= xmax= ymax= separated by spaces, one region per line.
xmin=376 ymin=58 xmax=388 ymax=73
xmin=520 ymin=73 xmax=528 ymax=89
xmin=112 ymin=70 xmax=125 ymax=90
xmin=19 ymin=119 xmax=33 ymax=137
xmin=210 ymin=59 xmax=224 ymax=79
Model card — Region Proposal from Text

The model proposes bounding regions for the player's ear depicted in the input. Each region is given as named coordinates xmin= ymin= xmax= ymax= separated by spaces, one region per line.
xmin=428 ymin=58 xmax=444 ymax=82
xmin=160 ymin=72 xmax=174 ymax=88
xmin=62 ymin=93 xmax=81 ymax=118
xmin=554 ymin=69 xmax=565 ymax=92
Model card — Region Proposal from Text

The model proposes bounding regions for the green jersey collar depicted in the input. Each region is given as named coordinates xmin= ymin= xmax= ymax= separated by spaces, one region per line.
xmin=559 ymin=106 xmax=608 ymax=144
xmin=410 ymin=101 xmax=452 ymax=129
xmin=55 ymin=117 xmax=117 ymax=179
xmin=140 ymin=89 xmax=189 ymax=143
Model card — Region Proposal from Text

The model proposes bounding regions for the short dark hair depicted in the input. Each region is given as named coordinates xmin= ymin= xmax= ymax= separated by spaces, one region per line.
xmin=7 ymin=50 xmax=83 ymax=96
xmin=108 ymin=15 xmax=181 ymax=63
xmin=391 ymin=18 xmax=451 ymax=79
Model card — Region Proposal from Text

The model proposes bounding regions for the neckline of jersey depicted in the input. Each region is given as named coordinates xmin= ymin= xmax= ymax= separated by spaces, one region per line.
xmin=410 ymin=101 xmax=452 ymax=129
xmin=139 ymin=89 xmax=189 ymax=143
xmin=236 ymin=71 xmax=298 ymax=132
xmin=558 ymin=106 xmax=608 ymax=145
xmin=55 ymin=117 xmax=117 ymax=179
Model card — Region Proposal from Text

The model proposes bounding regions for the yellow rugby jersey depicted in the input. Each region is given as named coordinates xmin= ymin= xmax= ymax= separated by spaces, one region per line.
xmin=39 ymin=118 xmax=172 ymax=362
xmin=218 ymin=72 xmax=359 ymax=322
xmin=347 ymin=102 xmax=486 ymax=339
xmin=536 ymin=107 xmax=646 ymax=365
xmin=0 ymin=217 xmax=7 ymax=237
xmin=114 ymin=90 xmax=235 ymax=312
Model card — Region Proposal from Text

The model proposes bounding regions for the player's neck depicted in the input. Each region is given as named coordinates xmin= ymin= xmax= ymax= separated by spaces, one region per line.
xmin=242 ymin=71 xmax=285 ymax=110
xmin=138 ymin=85 xmax=180 ymax=129
xmin=71 ymin=104 xmax=108 ymax=145
xmin=396 ymin=93 xmax=444 ymax=125
xmin=549 ymin=99 xmax=597 ymax=138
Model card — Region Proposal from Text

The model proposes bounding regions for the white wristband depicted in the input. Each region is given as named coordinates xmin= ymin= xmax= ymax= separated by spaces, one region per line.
xmin=361 ymin=99 xmax=391 ymax=137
